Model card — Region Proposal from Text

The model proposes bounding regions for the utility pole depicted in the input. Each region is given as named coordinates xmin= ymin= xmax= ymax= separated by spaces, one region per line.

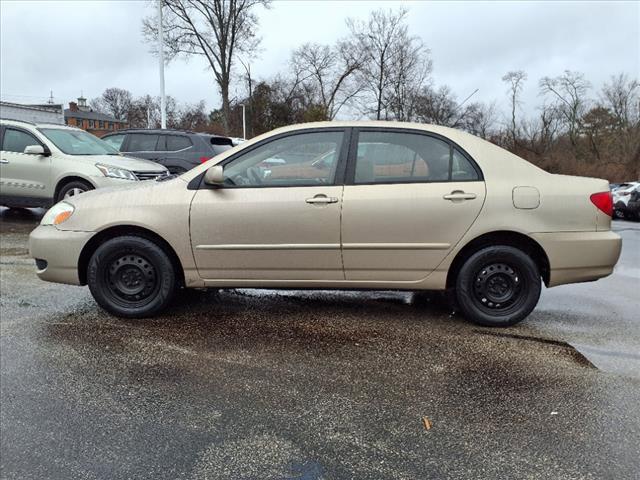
xmin=240 ymin=104 xmax=246 ymax=139
xmin=157 ymin=0 xmax=166 ymax=129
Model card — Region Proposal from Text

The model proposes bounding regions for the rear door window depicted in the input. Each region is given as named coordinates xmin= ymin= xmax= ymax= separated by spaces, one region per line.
xmin=166 ymin=135 xmax=192 ymax=151
xmin=451 ymin=148 xmax=480 ymax=181
xmin=352 ymin=130 xmax=480 ymax=184
xmin=127 ymin=134 xmax=160 ymax=152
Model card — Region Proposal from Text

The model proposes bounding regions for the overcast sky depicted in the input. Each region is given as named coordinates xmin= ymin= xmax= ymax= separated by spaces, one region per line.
xmin=1 ymin=0 xmax=638 ymax=120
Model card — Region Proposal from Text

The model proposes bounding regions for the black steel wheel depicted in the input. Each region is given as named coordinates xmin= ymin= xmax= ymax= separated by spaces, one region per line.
xmin=88 ymin=236 xmax=177 ymax=318
xmin=455 ymin=246 xmax=541 ymax=327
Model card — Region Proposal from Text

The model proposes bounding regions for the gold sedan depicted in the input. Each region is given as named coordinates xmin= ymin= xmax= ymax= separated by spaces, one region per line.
xmin=29 ymin=122 xmax=621 ymax=326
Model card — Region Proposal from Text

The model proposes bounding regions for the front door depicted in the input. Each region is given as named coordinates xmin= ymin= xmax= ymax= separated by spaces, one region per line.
xmin=341 ymin=129 xmax=486 ymax=282
xmin=190 ymin=129 xmax=348 ymax=281
xmin=0 ymin=127 xmax=52 ymax=204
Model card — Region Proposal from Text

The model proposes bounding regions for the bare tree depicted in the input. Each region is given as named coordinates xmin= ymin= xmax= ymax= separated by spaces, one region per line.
xmin=600 ymin=73 xmax=640 ymax=130
xmin=90 ymin=88 xmax=133 ymax=121
xmin=128 ymin=94 xmax=178 ymax=128
xmin=502 ymin=70 xmax=527 ymax=147
xmin=539 ymin=70 xmax=590 ymax=146
xmin=178 ymin=100 xmax=209 ymax=130
xmin=348 ymin=8 xmax=427 ymax=120
xmin=461 ymin=101 xmax=497 ymax=139
xmin=385 ymin=36 xmax=432 ymax=121
xmin=290 ymin=41 xmax=362 ymax=120
xmin=414 ymin=85 xmax=459 ymax=127
xmin=521 ymin=103 xmax=562 ymax=154
xmin=143 ymin=0 xmax=270 ymax=133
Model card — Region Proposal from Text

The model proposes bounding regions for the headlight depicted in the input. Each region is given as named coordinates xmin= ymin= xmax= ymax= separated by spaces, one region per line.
xmin=95 ymin=163 xmax=138 ymax=181
xmin=41 ymin=202 xmax=75 ymax=226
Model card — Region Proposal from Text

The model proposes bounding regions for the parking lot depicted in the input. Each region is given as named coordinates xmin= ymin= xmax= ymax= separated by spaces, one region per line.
xmin=1 ymin=208 xmax=639 ymax=479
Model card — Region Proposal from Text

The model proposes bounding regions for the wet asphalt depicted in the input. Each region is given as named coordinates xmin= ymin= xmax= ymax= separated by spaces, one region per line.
xmin=0 ymin=207 xmax=638 ymax=480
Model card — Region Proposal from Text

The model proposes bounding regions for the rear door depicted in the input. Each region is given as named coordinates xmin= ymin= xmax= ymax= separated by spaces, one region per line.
xmin=189 ymin=129 xmax=349 ymax=281
xmin=341 ymin=128 xmax=486 ymax=282
xmin=0 ymin=126 xmax=52 ymax=203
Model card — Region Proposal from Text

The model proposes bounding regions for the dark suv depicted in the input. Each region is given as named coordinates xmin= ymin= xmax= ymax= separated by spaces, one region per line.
xmin=102 ymin=129 xmax=233 ymax=174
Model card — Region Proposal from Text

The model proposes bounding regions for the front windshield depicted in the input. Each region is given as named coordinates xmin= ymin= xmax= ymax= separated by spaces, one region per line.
xmin=39 ymin=128 xmax=119 ymax=156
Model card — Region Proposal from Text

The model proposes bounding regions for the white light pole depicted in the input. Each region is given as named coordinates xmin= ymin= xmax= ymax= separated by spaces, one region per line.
xmin=157 ymin=0 xmax=166 ymax=129
xmin=240 ymin=104 xmax=246 ymax=139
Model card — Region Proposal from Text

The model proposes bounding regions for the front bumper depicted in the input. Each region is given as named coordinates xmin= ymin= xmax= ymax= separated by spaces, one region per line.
xmin=531 ymin=230 xmax=622 ymax=287
xmin=29 ymin=225 xmax=95 ymax=285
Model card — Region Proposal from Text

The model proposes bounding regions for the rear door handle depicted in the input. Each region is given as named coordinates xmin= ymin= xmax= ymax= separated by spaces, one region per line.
xmin=0 ymin=159 xmax=8 ymax=164
xmin=443 ymin=191 xmax=477 ymax=201
xmin=306 ymin=195 xmax=339 ymax=205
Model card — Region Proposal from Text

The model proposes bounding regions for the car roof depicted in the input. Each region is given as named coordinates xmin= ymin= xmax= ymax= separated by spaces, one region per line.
xmin=105 ymin=128 xmax=230 ymax=139
xmin=0 ymin=118 xmax=81 ymax=130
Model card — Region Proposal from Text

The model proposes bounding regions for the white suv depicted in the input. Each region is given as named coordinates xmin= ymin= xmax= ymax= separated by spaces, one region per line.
xmin=0 ymin=119 xmax=168 ymax=208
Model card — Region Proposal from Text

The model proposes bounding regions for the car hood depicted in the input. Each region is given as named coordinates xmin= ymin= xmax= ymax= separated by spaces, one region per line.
xmin=87 ymin=154 xmax=166 ymax=172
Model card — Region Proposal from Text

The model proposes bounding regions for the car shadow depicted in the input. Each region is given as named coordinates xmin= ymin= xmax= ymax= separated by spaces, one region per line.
xmin=41 ymin=288 xmax=465 ymax=359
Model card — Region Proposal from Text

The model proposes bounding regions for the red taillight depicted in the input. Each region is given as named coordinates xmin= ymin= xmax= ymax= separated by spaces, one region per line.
xmin=590 ymin=191 xmax=613 ymax=216
xmin=200 ymin=156 xmax=211 ymax=164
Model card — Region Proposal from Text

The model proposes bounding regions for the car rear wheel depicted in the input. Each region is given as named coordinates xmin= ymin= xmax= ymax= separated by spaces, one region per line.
xmin=57 ymin=180 xmax=93 ymax=202
xmin=87 ymin=236 xmax=177 ymax=318
xmin=455 ymin=246 xmax=541 ymax=327
xmin=613 ymin=202 xmax=626 ymax=220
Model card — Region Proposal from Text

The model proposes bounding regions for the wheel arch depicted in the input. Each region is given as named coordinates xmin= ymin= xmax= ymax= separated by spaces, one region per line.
xmin=77 ymin=225 xmax=186 ymax=287
xmin=54 ymin=176 xmax=96 ymax=201
xmin=446 ymin=230 xmax=550 ymax=289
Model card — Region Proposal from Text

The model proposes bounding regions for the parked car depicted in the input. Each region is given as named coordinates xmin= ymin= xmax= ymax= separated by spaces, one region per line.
xmin=621 ymin=185 xmax=640 ymax=221
xmin=610 ymin=182 xmax=636 ymax=192
xmin=0 ymin=119 xmax=168 ymax=208
xmin=102 ymin=129 xmax=233 ymax=174
xmin=612 ymin=181 xmax=640 ymax=219
xmin=29 ymin=121 xmax=622 ymax=327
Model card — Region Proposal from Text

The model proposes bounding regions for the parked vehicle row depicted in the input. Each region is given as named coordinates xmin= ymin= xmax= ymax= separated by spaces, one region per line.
xmin=29 ymin=121 xmax=621 ymax=327
xmin=0 ymin=119 xmax=168 ymax=208
xmin=611 ymin=181 xmax=640 ymax=221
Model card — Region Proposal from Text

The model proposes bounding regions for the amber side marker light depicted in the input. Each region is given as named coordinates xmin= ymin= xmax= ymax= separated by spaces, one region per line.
xmin=54 ymin=210 xmax=73 ymax=225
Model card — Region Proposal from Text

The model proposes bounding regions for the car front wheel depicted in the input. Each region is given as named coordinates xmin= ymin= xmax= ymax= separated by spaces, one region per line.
xmin=87 ymin=235 xmax=177 ymax=318
xmin=455 ymin=246 xmax=541 ymax=327
xmin=57 ymin=180 xmax=93 ymax=202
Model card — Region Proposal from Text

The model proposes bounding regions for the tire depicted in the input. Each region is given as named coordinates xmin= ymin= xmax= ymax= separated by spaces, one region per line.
xmin=613 ymin=201 xmax=627 ymax=220
xmin=455 ymin=246 xmax=541 ymax=327
xmin=87 ymin=235 xmax=177 ymax=318
xmin=57 ymin=180 xmax=93 ymax=202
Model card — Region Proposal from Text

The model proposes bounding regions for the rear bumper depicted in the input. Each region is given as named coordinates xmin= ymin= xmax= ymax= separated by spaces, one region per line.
xmin=28 ymin=225 xmax=94 ymax=285
xmin=531 ymin=231 xmax=622 ymax=287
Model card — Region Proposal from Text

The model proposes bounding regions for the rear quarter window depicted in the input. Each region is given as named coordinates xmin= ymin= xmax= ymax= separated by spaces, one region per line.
xmin=206 ymin=135 xmax=233 ymax=155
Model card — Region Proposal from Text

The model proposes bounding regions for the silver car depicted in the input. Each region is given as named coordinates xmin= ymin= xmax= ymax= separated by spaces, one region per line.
xmin=0 ymin=119 xmax=168 ymax=208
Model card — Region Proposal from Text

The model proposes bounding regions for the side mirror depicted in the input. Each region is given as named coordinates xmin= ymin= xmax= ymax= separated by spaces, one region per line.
xmin=204 ymin=165 xmax=225 ymax=185
xmin=24 ymin=145 xmax=46 ymax=156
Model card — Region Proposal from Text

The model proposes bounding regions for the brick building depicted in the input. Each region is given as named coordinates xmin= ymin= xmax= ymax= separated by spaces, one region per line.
xmin=64 ymin=96 xmax=127 ymax=137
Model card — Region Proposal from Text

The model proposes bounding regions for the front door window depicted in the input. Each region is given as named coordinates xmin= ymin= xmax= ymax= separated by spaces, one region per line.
xmin=222 ymin=131 xmax=344 ymax=187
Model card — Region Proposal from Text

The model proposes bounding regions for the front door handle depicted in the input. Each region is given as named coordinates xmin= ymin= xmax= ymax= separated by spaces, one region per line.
xmin=0 ymin=159 xmax=9 ymax=164
xmin=306 ymin=195 xmax=339 ymax=205
xmin=443 ymin=191 xmax=477 ymax=201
